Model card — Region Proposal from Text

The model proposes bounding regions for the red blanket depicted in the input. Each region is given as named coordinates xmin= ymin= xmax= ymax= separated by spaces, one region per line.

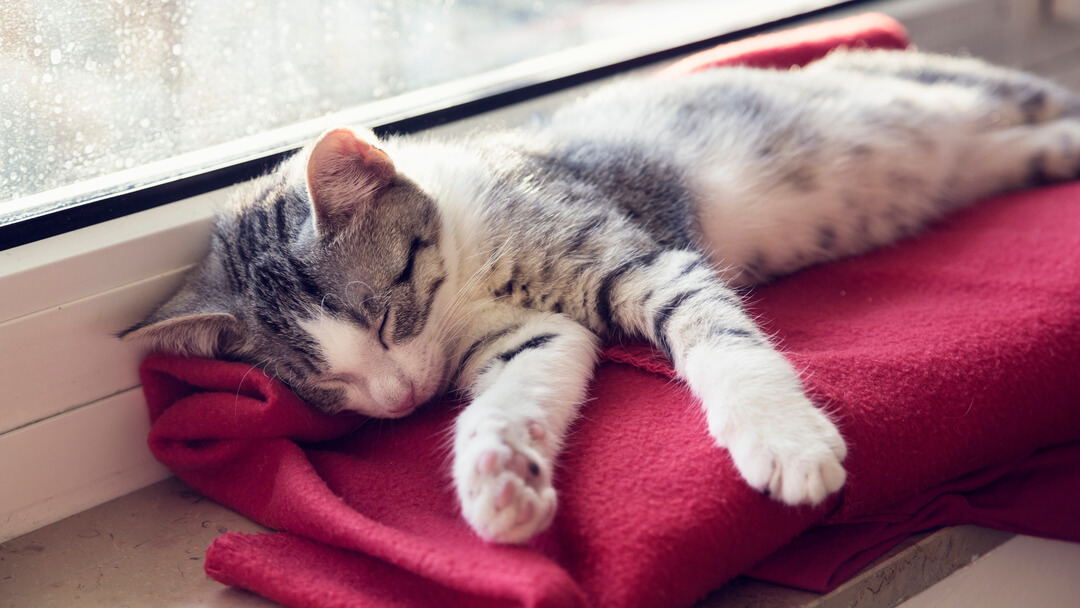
xmin=139 ymin=14 xmax=1080 ymax=608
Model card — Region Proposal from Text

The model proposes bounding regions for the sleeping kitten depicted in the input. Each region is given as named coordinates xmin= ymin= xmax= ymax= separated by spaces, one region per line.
xmin=122 ymin=49 xmax=1080 ymax=544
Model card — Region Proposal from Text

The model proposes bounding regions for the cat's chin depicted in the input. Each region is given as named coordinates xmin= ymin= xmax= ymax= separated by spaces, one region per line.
xmin=340 ymin=399 xmax=417 ymax=419
xmin=390 ymin=367 xmax=451 ymax=419
xmin=379 ymin=404 xmax=419 ymax=419
xmin=345 ymin=378 xmax=434 ymax=419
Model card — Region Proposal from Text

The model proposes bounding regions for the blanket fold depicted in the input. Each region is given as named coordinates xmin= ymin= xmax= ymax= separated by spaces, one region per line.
xmin=138 ymin=13 xmax=1080 ymax=608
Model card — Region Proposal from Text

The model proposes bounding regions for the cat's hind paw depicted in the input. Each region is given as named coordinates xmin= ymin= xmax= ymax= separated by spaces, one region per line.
xmin=454 ymin=417 xmax=556 ymax=544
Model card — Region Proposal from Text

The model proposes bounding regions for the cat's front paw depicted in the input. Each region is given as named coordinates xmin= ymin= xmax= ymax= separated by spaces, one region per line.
xmin=453 ymin=416 xmax=556 ymax=544
xmin=720 ymin=397 xmax=847 ymax=506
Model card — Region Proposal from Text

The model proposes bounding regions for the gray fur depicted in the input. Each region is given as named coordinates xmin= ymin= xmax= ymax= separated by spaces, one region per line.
xmin=125 ymin=49 xmax=1080 ymax=414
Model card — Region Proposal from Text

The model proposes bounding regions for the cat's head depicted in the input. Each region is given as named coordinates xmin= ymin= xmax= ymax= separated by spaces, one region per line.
xmin=121 ymin=128 xmax=453 ymax=418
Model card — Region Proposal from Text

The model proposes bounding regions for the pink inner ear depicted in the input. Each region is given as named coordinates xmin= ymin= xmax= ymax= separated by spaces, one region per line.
xmin=317 ymin=128 xmax=393 ymax=173
xmin=308 ymin=128 xmax=395 ymax=189
xmin=306 ymin=128 xmax=396 ymax=230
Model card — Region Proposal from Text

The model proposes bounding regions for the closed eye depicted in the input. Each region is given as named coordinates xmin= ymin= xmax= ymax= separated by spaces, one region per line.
xmin=322 ymin=373 xmax=357 ymax=385
xmin=394 ymin=237 xmax=428 ymax=285
xmin=377 ymin=308 xmax=390 ymax=350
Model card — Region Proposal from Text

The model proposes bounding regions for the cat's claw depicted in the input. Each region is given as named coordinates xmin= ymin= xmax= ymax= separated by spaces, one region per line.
xmin=454 ymin=416 xmax=556 ymax=544
xmin=721 ymin=399 xmax=847 ymax=506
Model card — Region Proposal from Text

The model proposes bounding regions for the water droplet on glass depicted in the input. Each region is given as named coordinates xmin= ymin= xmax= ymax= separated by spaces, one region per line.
xmin=139 ymin=118 xmax=151 ymax=127
xmin=50 ymin=49 xmax=63 ymax=64
xmin=172 ymin=43 xmax=183 ymax=55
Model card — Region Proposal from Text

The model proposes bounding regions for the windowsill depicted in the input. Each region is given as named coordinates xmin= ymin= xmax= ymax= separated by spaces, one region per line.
xmin=0 ymin=475 xmax=1041 ymax=608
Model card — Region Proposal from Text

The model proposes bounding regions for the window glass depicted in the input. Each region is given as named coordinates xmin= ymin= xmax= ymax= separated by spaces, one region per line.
xmin=0 ymin=0 xmax=841 ymax=226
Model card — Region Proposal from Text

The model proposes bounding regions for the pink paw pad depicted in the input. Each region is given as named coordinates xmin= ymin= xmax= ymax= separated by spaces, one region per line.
xmin=477 ymin=450 xmax=500 ymax=475
xmin=527 ymin=421 xmax=546 ymax=440
xmin=475 ymin=447 xmax=541 ymax=479
xmin=495 ymin=480 xmax=515 ymax=510
xmin=514 ymin=501 xmax=535 ymax=526
xmin=456 ymin=416 xmax=558 ymax=543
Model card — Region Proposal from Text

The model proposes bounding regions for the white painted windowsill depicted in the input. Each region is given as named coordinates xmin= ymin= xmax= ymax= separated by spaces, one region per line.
xmin=0 ymin=191 xmax=222 ymax=542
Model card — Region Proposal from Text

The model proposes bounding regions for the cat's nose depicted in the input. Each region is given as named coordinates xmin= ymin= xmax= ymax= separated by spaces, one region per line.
xmin=388 ymin=385 xmax=417 ymax=414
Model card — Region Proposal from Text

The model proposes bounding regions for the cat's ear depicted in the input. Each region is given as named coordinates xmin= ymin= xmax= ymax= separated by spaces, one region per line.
xmin=305 ymin=127 xmax=395 ymax=234
xmin=120 ymin=311 xmax=243 ymax=359
xmin=118 ymin=262 xmax=244 ymax=358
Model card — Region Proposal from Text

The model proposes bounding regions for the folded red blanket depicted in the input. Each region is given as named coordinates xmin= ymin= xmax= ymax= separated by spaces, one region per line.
xmin=746 ymin=441 xmax=1080 ymax=592
xmin=659 ymin=11 xmax=908 ymax=77
xmin=138 ymin=13 xmax=1080 ymax=608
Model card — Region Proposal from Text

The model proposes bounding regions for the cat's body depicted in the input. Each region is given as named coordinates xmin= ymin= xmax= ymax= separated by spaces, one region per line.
xmin=125 ymin=49 xmax=1080 ymax=543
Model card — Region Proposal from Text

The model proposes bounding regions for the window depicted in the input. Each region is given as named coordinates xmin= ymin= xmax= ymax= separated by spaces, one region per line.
xmin=0 ymin=0 xmax=848 ymax=248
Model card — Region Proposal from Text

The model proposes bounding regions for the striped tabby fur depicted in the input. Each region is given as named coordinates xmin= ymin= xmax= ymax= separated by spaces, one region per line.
xmin=124 ymin=49 xmax=1080 ymax=543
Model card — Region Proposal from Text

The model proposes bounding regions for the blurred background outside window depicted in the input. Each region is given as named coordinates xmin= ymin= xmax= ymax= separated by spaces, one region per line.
xmin=0 ymin=0 xmax=842 ymax=230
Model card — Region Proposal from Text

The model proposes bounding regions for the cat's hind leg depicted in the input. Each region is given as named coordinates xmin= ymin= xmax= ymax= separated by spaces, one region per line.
xmin=829 ymin=51 xmax=1080 ymax=202
xmin=452 ymin=305 xmax=599 ymax=543
xmin=813 ymin=49 xmax=1080 ymax=123
xmin=951 ymin=118 xmax=1080 ymax=202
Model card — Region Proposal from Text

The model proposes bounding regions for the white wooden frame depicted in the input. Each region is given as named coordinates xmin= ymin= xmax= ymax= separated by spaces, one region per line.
xmin=0 ymin=192 xmax=221 ymax=541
